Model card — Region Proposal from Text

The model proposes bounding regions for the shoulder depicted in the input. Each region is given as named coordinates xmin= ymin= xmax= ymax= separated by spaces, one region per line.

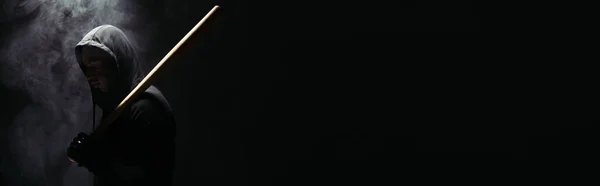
xmin=126 ymin=98 xmax=176 ymax=138
xmin=127 ymin=85 xmax=174 ymax=124
xmin=131 ymin=98 xmax=160 ymax=112
xmin=140 ymin=85 xmax=173 ymax=112
xmin=129 ymin=98 xmax=164 ymax=120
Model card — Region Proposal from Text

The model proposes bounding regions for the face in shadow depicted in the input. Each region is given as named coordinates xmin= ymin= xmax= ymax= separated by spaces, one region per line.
xmin=80 ymin=46 xmax=118 ymax=93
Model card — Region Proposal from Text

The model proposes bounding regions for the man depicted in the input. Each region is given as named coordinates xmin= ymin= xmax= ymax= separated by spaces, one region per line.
xmin=67 ymin=25 xmax=176 ymax=186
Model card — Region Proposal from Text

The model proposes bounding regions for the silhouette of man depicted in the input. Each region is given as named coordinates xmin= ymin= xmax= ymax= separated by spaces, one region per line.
xmin=67 ymin=25 xmax=176 ymax=186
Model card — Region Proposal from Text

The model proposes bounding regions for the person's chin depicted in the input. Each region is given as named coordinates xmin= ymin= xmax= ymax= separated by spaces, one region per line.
xmin=91 ymin=87 xmax=109 ymax=97
xmin=94 ymin=85 xmax=109 ymax=93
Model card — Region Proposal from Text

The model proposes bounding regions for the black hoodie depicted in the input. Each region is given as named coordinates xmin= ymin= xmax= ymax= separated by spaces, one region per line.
xmin=75 ymin=25 xmax=176 ymax=186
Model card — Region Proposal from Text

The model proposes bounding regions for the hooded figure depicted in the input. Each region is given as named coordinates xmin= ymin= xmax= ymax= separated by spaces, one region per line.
xmin=67 ymin=25 xmax=176 ymax=186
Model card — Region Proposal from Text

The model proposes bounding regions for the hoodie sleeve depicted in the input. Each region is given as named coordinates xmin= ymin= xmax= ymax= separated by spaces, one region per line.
xmin=91 ymin=98 xmax=175 ymax=186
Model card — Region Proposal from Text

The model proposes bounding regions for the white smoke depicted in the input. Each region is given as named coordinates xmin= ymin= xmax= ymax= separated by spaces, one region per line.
xmin=0 ymin=0 xmax=160 ymax=185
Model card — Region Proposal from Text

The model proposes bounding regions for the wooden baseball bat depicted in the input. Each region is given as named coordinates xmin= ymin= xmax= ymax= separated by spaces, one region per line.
xmin=69 ymin=5 xmax=220 ymax=163
xmin=95 ymin=5 xmax=219 ymax=139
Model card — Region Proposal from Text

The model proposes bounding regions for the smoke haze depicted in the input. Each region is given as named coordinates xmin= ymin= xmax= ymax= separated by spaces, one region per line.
xmin=0 ymin=0 xmax=174 ymax=185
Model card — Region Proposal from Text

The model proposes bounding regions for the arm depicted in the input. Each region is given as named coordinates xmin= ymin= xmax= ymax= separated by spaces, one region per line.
xmin=71 ymin=99 xmax=174 ymax=185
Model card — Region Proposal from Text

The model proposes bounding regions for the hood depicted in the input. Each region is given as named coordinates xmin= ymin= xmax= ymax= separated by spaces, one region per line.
xmin=75 ymin=25 xmax=144 ymax=112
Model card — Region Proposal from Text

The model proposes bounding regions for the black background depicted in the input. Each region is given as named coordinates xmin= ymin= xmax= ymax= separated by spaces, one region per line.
xmin=2 ymin=0 xmax=595 ymax=185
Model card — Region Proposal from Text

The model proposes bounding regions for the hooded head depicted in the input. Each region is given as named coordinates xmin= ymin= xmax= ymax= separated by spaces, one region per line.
xmin=75 ymin=25 xmax=144 ymax=112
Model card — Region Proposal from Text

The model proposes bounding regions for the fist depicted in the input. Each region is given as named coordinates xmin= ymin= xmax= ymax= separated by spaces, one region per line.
xmin=67 ymin=132 xmax=89 ymax=165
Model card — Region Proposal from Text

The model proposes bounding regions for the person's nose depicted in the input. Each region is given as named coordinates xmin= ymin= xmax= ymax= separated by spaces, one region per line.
xmin=85 ymin=62 xmax=100 ymax=74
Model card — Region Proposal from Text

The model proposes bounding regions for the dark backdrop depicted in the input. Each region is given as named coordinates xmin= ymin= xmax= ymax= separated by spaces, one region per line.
xmin=1 ymin=0 xmax=593 ymax=186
